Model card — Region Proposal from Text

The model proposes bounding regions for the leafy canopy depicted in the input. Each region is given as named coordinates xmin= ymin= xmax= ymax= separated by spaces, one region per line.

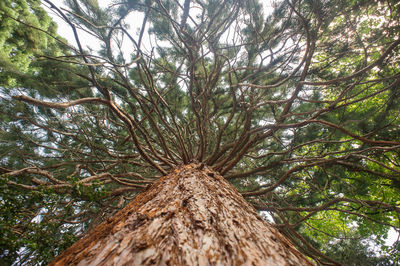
xmin=1 ymin=0 xmax=400 ymax=264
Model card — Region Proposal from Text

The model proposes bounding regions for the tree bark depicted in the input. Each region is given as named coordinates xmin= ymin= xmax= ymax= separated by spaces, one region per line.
xmin=49 ymin=163 xmax=313 ymax=265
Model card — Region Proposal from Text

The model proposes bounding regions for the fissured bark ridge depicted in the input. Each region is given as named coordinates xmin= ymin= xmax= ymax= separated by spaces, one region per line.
xmin=50 ymin=163 xmax=312 ymax=265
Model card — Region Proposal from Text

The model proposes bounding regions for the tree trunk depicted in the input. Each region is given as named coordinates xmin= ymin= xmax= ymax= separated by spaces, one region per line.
xmin=49 ymin=163 xmax=312 ymax=265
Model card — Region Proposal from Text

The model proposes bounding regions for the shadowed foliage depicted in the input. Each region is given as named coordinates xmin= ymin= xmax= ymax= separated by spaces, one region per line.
xmin=0 ymin=0 xmax=399 ymax=264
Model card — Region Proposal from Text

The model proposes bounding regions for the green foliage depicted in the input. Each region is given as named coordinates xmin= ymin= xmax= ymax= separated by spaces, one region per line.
xmin=0 ymin=175 xmax=77 ymax=265
xmin=0 ymin=0 xmax=60 ymax=87
xmin=323 ymin=233 xmax=397 ymax=266
xmin=1 ymin=0 xmax=400 ymax=264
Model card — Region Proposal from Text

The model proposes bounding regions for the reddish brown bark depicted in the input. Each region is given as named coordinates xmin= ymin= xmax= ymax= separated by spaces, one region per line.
xmin=49 ymin=164 xmax=313 ymax=265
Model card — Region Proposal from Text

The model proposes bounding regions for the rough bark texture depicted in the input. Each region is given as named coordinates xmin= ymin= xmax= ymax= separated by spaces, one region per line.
xmin=49 ymin=164 xmax=313 ymax=265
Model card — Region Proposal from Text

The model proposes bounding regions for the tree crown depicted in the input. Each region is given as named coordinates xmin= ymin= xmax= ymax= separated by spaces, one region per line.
xmin=0 ymin=0 xmax=399 ymax=264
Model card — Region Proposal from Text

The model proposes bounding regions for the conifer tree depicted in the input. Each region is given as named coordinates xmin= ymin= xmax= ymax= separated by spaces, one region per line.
xmin=1 ymin=0 xmax=399 ymax=264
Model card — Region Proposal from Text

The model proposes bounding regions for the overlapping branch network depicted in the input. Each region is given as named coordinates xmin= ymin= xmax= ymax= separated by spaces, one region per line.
xmin=3 ymin=0 xmax=400 ymax=263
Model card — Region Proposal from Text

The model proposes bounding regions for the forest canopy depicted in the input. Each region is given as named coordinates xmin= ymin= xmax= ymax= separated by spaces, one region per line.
xmin=0 ymin=0 xmax=399 ymax=264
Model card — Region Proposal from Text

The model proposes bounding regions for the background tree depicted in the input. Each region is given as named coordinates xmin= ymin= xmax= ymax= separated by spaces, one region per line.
xmin=1 ymin=0 xmax=399 ymax=264
xmin=0 ymin=0 xmax=87 ymax=263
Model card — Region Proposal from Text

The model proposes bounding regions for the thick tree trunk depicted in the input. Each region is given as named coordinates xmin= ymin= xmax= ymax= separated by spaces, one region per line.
xmin=49 ymin=164 xmax=312 ymax=265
